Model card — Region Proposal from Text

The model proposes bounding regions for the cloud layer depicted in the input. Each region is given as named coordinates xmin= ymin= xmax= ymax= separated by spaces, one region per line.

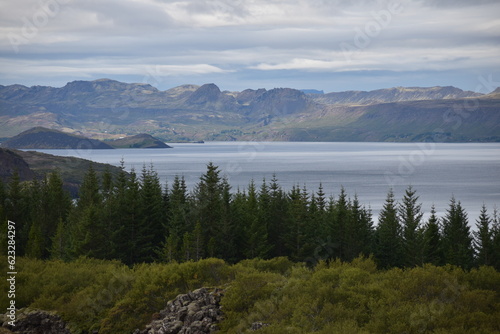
xmin=1 ymin=0 xmax=499 ymax=92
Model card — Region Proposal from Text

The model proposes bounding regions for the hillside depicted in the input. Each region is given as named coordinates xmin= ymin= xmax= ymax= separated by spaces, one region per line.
xmin=0 ymin=148 xmax=35 ymax=182
xmin=1 ymin=127 xmax=114 ymax=149
xmin=0 ymin=147 xmax=124 ymax=196
xmin=0 ymin=79 xmax=498 ymax=142
xmin=108 ymin=133 xmax=172 ymax=148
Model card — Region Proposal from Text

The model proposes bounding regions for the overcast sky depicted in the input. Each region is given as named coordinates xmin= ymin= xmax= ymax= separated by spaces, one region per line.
xmin=1 ymin=0 xmax=499 ymax=93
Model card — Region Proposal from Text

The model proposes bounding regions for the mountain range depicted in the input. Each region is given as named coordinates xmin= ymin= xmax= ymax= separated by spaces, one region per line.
xmin=1 ymin=79 xmax=499 ymax=142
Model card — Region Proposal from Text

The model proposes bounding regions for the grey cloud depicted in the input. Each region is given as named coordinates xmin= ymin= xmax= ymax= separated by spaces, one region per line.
xmin=419 ymin=0 xmax=500 ymax=8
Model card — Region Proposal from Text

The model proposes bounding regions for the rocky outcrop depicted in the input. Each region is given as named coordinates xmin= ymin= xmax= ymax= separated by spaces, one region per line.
xmin=134 ymin=288 xmax=224 ymax=334
xmin=1 ymin=310 xmax=71 ymax=334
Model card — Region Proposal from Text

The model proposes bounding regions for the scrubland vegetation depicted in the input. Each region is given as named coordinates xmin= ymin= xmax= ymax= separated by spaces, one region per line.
xmin=1 ymin=256 xmax=499 ymax=333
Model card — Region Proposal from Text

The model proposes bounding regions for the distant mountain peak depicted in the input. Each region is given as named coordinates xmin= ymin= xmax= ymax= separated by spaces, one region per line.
xmin=187 ymin=83 xmax=222 ymax=104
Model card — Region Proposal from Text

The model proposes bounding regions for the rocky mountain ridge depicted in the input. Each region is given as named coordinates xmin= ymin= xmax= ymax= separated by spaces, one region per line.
xmin=1 ymin=79 xmax=498 ymax=142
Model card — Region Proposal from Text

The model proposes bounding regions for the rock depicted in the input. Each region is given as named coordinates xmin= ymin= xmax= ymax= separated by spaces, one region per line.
xmin=250 ymin=322 xmax=270 ymax=331
xmin=1 ymin=309 xmax=71 ymax=334
xmin=135 ymin=288 xmax=224 ymax=334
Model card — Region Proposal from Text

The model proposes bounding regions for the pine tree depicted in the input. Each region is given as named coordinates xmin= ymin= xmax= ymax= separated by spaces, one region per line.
xmin=25 ymin=219 xmax=44 ymax=258
xmin=491 ymin=208 xmax=500 ymax=270
xmin=267 ymin=175 xmax=288 ymax=257
xmin=216 ymin=178 xmax=236 ymax=261
xmin=193 ymin=162 xmax=223 ymax=250
xmin=158 ymin=233 xmax=179 ymax=263
xmin=136 ymin=164 xmax=165 ymax=262
xmin=123 ymin=169 xmax=141 ymax=264
xmin=101 ymin=166 xmax=113 ymax=201
xmin=168 ymin=175 xmax=190 ymax=238
xmin=441 ymin=197 xmax=474 ymax=269
xmin=108 ymin=161 xmax=136 ymax=264
xmin=192 ymin=221 xmax=204 ymax=261
xmin=181 ymin=232 xmax=192 ymax=262
xmin=345 ymin=195 xmax=374 ymax=261
xmin=241 ymin=181 xmax=271 ymax=259
xmin=42 ymin=171 xmax=72 ymax=259
xmin=399 ymin=186 xmax=424 ymax=267
xmin=474 ymin=204 xmax=493 ymax=266
xmin=332 ymin=187 xmax=349 ymax=260
xmin=374 ymin=189 xmax=403 ymax=268
xmin=422 ymin=205 xmax=444 ymax=265
xmin=69 ymin=163 xmax=108 ymax=259
xmin=285 ymin=185 xmax=309 ymax=261
xmin=50 ymin=218 xmax=68 ymax=260
xmin=77 ymin=163 xmax=101 ymax=208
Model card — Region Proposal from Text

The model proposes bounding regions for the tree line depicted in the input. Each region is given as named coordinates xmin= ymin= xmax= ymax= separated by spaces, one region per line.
xmin=1 ymin=162 xmax=499 ymax=270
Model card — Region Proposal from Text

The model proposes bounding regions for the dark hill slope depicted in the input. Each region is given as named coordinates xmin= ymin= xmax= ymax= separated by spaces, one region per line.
xmin=0 ymin=148 xmax=36 ymax=182
xmin=0 ymin=148 xmax=125 ymax=196
xmin=1 ymin=127 xmax=114 ymax=149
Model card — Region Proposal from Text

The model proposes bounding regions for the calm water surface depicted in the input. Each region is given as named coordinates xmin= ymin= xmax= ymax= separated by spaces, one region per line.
xmin=37 ymin=142 xmax=500 ymax=222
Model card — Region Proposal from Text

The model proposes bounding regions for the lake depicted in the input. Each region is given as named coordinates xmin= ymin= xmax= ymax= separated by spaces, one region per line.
xmin=36 ymin=142 xmax=500 ymax=223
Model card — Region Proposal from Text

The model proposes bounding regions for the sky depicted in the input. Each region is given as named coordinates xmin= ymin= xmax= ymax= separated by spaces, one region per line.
xmin=1 ymin=0 xmax=499 ymax=93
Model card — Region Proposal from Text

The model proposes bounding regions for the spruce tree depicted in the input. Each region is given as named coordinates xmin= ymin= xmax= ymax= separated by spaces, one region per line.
xmin=168 ymin=175 xmax=190 ymax=238
xmin=43 ymin=171 xmax=72 ymax=258
xmin=69 ymin=163 xmax=108 ymax=259
xmin=181 ymin=232 xmax=192 ymax=262
xmin=242 ymin=181 xmax=271 ymax=259
xmin=491 ymin=208 xmax=500 ymax=270
xmin=474 ymin=204 xmax=493 ymax=266
xmin=216 ymin=178 xmax=236 ymax=261
xmin=25 ymin=219 xmax=44 ymax=258
xmin=193 ymin=162 xmax=223 ymax=250
xmin=374 ymin=189 xmax=403 ymax=268
xmin=422 ymin=205 xmax=444 ymax=265
xmin=345 ymin=195 xmax=374 ymax=261
xmin=158 ymin=233 xmax=179 ymax=263
xmin=399 ymin=186 xmax=424 ymax=267
xmin=267 ymin=174 xmax=288 ymax=257
xmin=123 ymin=169 xmax=141 ymax=264
xmin=136 ymin=164 xmax=165 ymax=262
xmin=332 ymin=187 xmax=349 ymax=260
xmin=192 ymin=221 xmax=204 ymax=261
xmin=441 ymin=197 xmax=474 ymax=269
xmin=285 ymin=185 xmax=309 ymax=261
xmin=50 ymin=218 xmax=68 ymax=260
